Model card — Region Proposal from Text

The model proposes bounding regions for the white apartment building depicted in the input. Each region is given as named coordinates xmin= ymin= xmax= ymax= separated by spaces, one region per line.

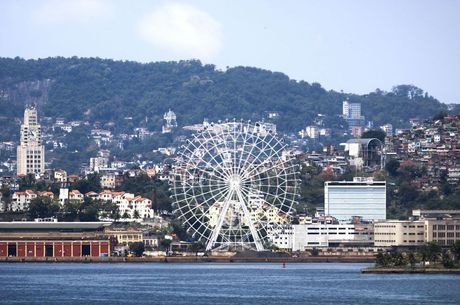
xmin=54 ymin=169 xmax=68 ymax=182
xmin=89 ymin=157 xmax=109 ymax=172
xmin=17 ymin=105 xmax=45 ymax=175
xmin=10 ymin=190 xmax=37 ymax=211
xmin=100 ymin=173 xmax=116 ymax=189
xmin=380 ymin=123 xmax=393 ymax=136
xmin=324 ymin=178 xmax=386 ymax=222
xmin=97 ymin=191 xmax=154 ymax=221
xmin=342 ymin=100 xmax=362 ymax=119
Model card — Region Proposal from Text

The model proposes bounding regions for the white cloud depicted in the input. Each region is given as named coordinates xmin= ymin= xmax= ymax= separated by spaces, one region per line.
xmin=33 ymin=0 xmax=112 ymax=24
xmin=137 ymin=3 xmax=223 ymax=60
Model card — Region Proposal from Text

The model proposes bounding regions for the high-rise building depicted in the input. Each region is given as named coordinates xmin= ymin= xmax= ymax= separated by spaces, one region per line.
xmin=342 ymin=100 xmax=362 ymax=119
xmin=342 ymin=100 xmax=365 ymax=128
xmin=324 ymin=177 xmax=386 ymax=222
xmin=17 ymin=105 xmax=45 ymax=176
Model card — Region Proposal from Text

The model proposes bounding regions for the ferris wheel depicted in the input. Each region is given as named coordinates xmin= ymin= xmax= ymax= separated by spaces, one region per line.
xmin=171 ymin=121 xmax=299 ymax=251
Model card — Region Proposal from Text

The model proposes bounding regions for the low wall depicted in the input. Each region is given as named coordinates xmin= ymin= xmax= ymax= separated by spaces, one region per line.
xmin=0 ymin=255 xmax=375 ymax=263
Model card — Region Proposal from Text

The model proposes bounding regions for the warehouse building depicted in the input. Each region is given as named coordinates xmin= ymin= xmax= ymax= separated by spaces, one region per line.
xmin=0 ymin=221 xmax=112 ymax=258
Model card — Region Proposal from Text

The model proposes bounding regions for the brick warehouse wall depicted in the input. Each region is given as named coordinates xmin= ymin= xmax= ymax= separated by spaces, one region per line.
xmin=0 ymin=240 xmax=110 ymax=257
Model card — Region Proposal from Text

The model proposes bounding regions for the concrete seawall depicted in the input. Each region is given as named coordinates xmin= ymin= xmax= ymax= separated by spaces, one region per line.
xmin=0 ymin=256 xmax=375 ymax=263
xmin=362 ymin=268 xmax=460 ymax=274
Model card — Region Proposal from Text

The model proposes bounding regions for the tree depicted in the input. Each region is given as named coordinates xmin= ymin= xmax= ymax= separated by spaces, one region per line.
xmin=375 ymin=252 xmax=387 ymax=267
xmin=433 ymin=111 xmax=448 ymax=121
xmin=407 ymin=251 xmax=416 ymax=269
xmin=72 ymin=173 xmax=101 ymax=194
xmin=441 ymin=249 xmax=454 ymax=268
xmin=28 ymin=197 xmax=59 ymax=219
xmin=160 ymin=239 xmax=172 ymax=250
xmin=420 ymin=242 xmax=441 ymax=263
xmin=133 ymin=209 xmax=140 ymax=219
xmin=361 ymin=129 xmax=386 ymax=142
xmin=451 ymin=241 xmax=460 ymax=263
xmin=385 ymin=159 xmax=400 ymax=177
xmin=129 ymin=242 xmax=145 ymax=257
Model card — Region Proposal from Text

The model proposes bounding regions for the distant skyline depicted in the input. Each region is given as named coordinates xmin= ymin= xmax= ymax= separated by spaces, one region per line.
xmin=1 ymin=0 xmax=459 ymax=103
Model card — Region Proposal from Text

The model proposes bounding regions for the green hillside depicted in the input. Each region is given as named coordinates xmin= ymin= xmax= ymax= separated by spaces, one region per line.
xmin=0 ymin=57 xmax=447 ymax=140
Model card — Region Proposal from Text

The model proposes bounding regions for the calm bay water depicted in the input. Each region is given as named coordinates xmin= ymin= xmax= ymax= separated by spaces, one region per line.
xmin=0 ymin=263 xmax=459 ymax=305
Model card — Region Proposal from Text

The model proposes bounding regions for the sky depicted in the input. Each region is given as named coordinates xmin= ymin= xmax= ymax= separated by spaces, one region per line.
xmin=1 ymin=0 xmax=459 ymax=103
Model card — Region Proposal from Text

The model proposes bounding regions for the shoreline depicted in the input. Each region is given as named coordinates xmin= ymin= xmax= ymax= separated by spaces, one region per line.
xmin=0 ymin=256 xmax=375 ymax=263
xmin=361 ymin=267 xmax=460 ymax=274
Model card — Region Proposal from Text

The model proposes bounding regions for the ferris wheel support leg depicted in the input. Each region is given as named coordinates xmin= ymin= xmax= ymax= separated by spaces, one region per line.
xmin=206 ymin=190 xmax=234 ymax=251
xmin=235 ymin=188 xmax=264 ymax=251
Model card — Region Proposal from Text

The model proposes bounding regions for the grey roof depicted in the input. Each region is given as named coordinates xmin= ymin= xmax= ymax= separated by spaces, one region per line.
xmin=0 ymin=222 xmax=111 ymax=230
xmin=345 ymin=138 xmax=381 ymax=145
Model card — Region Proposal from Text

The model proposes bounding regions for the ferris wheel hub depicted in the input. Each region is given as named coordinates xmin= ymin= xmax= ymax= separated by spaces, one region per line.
xmin=227 ymin=174 xmax=242 ymax=191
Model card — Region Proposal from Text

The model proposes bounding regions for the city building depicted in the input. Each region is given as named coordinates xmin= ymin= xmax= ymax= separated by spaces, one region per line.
xmin=162 ymin=109 xmax=177 ymax=134
xmin=424 ymin=218 xmax=460 ymax=246
xmin=380 ymin=123 xmax=393 ymax=136
xmin=0 ymin=222 xmax=111 ymax=258
xmin=374 ymin=220 xmax=425 ymax=247
xmin=17 ymin=105 xmax=45 ymax=176
xmin=54 ymin=169 xmax=68 ymax=183
xmin=267 ymin=221 xmax=373 ymax=251
xmin=342 ymin=100 xmax=365 ymax=128
xmin=342 ymin=138 xmax=383 ymax=168
xmin=89 ymin=157 xmax=109 ymax=173
xmin=10 ymin=190 xmax=37 ymax=212
xmin=105 ymin=228 xmax=143 ymax=246
xmin=324 ymin=177 xmax=386 ymax=222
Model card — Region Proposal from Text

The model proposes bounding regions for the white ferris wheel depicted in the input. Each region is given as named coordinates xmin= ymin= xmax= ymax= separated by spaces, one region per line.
xmin=171 ymin=121 xmax=299 ymax=251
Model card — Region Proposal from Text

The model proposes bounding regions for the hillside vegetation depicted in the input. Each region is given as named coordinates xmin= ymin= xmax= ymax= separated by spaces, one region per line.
xmin=0 ymin=57 xmax=447 ymax=140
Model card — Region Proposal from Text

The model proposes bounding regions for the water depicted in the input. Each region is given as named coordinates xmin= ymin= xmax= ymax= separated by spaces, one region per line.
xmin=0 ymin=263 xmax=459 ymax=305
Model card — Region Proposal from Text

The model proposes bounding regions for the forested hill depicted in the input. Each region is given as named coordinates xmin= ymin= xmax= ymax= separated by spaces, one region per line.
xmin=0 ymin=57 xmax=448 ymax=139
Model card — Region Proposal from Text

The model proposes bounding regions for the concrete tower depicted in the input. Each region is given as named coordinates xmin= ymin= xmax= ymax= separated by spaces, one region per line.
xmin=17 ymin=105 xmax=45 ymax=176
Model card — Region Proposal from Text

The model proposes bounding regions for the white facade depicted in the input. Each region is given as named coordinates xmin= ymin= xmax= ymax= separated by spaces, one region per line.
xmin=380 ymin=123 xmax=393 ymax=136
xmin=374 ymin=220 xmax=425 ymax=247
xmin=54 ymin=169 xmax=67 ymax=182
xmin=10 ymin=190 xmax=37 ymax=211
xmin=17 ymin=106 xmax=45 ymax=176
xmin=100 ymin=173 xmax=116 ymax=189
xmin=162 ymin=109 xmax=177 ymax=133
xmin=267 ymin=223 xmax=359 ymax=251
xmin=97 ymin=191 xmax=155 ymax=221
xmin=342 ymin=101 xmax=362 ymax=119
xmin=89 ymin=157 xmax=109 ymax=172
xmin=324 ymin=178 xmax=386 ymax=222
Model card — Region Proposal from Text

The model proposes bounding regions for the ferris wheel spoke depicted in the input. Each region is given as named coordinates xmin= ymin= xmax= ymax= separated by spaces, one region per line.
xmin=237 ymin=133 xmax=275 ymax=177
xmin=182 ymin=138 xmax=231 ymax=181
xmin=243 ymin=158 xmax=296 ymax=182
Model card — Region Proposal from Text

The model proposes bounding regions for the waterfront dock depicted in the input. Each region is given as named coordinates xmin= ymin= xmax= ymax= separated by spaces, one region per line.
xmin=0 ymin=255 xmax=374 ymax=263
xmin=361 ymin=267 xmax=460 ymax=274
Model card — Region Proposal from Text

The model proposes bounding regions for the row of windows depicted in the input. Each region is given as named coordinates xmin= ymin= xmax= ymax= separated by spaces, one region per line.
xmin=433 ymin=225 xmax=460 ymax=230
xmin=433 ymin=232 xmax=460 ymax=238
